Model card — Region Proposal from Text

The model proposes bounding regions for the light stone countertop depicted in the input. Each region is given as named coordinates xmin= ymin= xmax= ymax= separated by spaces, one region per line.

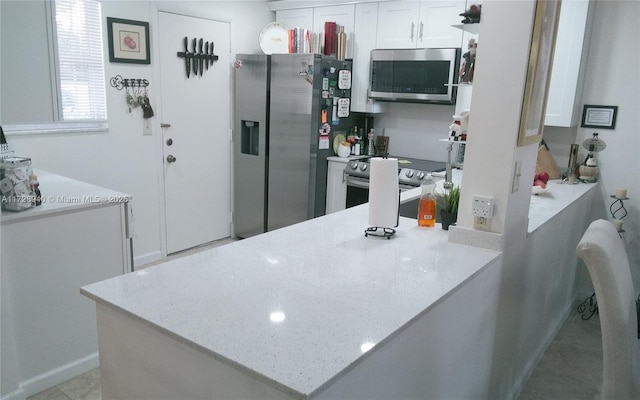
xmin=400 ymin=172 xmax=597 ymax=234
xmin=527 ymin=180 xmax=597 ymax=233
xmin=81 ymin=204 xmax=501 ymax=398
xmin=1 ymin=170 xmax=131 ymax=224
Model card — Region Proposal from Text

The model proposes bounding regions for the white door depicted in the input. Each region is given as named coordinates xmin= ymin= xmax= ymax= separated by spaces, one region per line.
xmin=158 ymin=12 xmax=231 ymax=254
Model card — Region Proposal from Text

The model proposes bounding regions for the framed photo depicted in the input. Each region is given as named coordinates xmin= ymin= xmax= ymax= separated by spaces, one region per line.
xmin=107 ymin=17 xmax=150 ymax=64
xmin=581 ymin=105 xmax=618 ymax=129
xmin=517 ymin=0 xmax=561 ymax=146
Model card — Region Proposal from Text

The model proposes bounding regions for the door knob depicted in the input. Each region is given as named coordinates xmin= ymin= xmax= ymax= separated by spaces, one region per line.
xmin=166 ymin=138 xmax=173 ymax=146
xmin=166 ymin=155 xmax=177 ymax=163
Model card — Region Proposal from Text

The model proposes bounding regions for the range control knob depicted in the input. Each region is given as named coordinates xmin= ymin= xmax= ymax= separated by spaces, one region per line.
xmin=405 ymin=169 xmax=414 ymax=178
xmin=359 ymin=163 xmax=367 ymax=171
xmin=350 ymin=161 xmax=359 ymax=170
xmin=416 ymin=171 xmax=425 ymax=180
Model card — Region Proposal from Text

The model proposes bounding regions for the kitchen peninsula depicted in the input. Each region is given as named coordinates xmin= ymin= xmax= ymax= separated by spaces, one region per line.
xmin=81 ymin=181 xmax=598 ymax=399
xmin=1 ymin=172 xmax=132 ymax=399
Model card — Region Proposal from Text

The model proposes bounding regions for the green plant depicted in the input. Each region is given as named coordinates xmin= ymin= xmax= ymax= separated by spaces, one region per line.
xmin=442 ymin=187 xmax=460 ymax=215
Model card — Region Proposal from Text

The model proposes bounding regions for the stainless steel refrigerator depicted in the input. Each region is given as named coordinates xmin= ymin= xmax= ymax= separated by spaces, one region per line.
xmin=234 ymin=53 xmax=363 ymax=238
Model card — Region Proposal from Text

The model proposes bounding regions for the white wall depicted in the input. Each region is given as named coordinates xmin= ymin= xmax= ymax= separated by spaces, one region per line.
xmin=544 ymin=0 xmax=640 ymax=291
xmin=5 ymin=1 xmax=274 ymax=266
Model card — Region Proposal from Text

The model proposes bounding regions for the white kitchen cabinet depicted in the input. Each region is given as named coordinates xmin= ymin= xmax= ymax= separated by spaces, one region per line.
xmin=376 ymin=1 xmax=421 ymax=48
xmin=312 ymin=4 xmax=355 ymax=59
xmin=544 ymin=0 xmax=593 ymax=127
xmin=352 ymin=2 xmax=389 ymax=113
xmin=276 ymin=8 xmax=313 ymax=31
xmin=326 ymin=157 xmax=348 ymax=214
xmin=376 ymin=0 xmax=465 ymax=49
xmin=277 ymin=5 xmax=355 ymax=58
xmin=418 ymin=0 xmax=467 ymax=48
xmin=1 ymin=172 xmax=132 ymax=399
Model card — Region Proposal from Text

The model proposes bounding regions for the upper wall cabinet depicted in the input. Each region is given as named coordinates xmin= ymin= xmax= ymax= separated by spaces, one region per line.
xmin=276 ymin=5 xmax=355 ymax=59
xmin=376 ymin=0 xmax=466 ymax=49
xmin=312 ymin=5 xmax=355 ymax=59
xmin=352 ymin=2 xmax=388 ymax=113
xmin=544 ymin=0 xmax=593 ymax=127
xmin=276 ymin=8 xmax=313 ymax=32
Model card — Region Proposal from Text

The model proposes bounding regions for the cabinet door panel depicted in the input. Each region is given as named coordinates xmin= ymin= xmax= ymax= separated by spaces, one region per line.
xmin=352 ymin=2 xmax=388 ymax=113
xmin=313 ymin=4 xmax=355 ymax=58
xmin=276 ymin=8 xmax=313 ymax=31
xmin=326 ymin=160 xmax=347 ymax=214
xmin=376 ymin=1 xmax=420 ymax=49
xmin=418 ymin=0 xmax=465 ymax=48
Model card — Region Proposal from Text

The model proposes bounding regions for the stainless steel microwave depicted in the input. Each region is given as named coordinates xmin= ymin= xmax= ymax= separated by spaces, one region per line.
xmin=368 ymin=48 xmax=461 ymax=104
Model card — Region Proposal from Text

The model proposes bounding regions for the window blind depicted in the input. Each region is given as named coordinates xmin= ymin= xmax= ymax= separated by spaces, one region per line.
xmin=54 ymin=0 xmax=107 ymax=121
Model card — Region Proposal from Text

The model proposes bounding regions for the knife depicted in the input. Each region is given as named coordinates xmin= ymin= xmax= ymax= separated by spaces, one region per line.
xmin=198 ymin=39 xmax=204 ymax=75
xmin=184 ymin=37 xmax=190 ymax=78
xmin=204 ymin=42 xmax=209 ymax=71
xmin=209 ymin=42 xmax=214 ymax=67
xmin=192 ymin=38 xmax=198 ymax=76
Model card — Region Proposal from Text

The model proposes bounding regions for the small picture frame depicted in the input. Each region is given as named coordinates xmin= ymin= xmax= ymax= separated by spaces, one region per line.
xmin=581 ymin=105 xmax=618 ymax=129
xmin=107 ymin=17 xmax=150 ymax=64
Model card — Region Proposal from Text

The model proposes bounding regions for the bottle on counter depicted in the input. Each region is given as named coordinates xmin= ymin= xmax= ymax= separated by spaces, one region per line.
xmin=29 ymin=174 xmax=42 ymax=206
xmin=417 ymin=174 xmax=436 ymax=227
xmin=366 ymin=128 xmax=375 ymax=156
xmin=353 ymin=126 xmax=362 ymax=156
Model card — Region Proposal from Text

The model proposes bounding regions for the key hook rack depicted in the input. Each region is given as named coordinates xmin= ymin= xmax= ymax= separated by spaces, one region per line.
xmin=110 ymin=75 xmax=150 ymax=91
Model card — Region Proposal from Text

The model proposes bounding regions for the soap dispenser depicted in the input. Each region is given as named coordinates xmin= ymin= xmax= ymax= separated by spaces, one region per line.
xmin=418 ymin=174 xmax=436 ymax=227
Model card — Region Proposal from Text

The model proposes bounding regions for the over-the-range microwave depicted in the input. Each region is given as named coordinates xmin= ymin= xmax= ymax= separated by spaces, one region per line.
xmin=368 ymin=48 xmax=461 ymax=104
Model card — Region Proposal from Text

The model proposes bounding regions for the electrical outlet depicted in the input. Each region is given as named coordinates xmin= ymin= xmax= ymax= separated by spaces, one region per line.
xmin=472 ymin=195 xmax=494 ymax=218
xmin=474 ymin=216 xmax=489 ymax=230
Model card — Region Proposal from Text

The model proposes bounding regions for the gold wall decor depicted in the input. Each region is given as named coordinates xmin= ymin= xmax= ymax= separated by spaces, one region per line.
xmin=517 ymin=0 xmax=561 ymax=146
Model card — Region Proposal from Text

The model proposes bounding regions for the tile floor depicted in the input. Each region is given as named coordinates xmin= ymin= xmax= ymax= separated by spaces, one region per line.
xmin=28 ymin=236 xmax=603 ymax=400
xmin=517 ymin=308 xmax=603 ymax=399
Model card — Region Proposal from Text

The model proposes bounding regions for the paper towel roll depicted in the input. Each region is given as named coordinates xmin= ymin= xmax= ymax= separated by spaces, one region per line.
xmin=368 ymin=158 xmax=399 ymax=228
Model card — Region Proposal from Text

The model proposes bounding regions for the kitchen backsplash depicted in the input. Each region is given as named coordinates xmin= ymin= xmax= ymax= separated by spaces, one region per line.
xmin=373 ymin=102 xmax=455 ymax=162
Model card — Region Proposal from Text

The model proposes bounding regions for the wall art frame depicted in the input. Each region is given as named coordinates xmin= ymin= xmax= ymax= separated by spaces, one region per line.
xmin=517 ymin=0 xmax=561 ymax=146
xmin=107 ymin=17 xmax=151 ymax=64
xmin=581 ymin=105 xmax=618 ymax=129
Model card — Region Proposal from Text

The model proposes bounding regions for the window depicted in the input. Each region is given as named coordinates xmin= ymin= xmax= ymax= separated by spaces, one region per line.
xmin=53 ymin=0 xmax=107 ymax=122
xmin=0 ymin=0 xmax=107 ymax=134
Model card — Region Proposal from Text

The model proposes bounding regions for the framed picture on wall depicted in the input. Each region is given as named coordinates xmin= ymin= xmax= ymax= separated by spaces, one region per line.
xmin=107 ymin=17 xmax=151 ymax=64
xmin=517 ymin=0 xmax=561 ymax=146
xmin=581 ymin=105 xmax=618 ymax=129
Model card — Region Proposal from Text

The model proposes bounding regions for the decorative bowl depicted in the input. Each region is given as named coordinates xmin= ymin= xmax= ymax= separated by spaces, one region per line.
xmin=532 ymin=184 xmax=550 ymax=195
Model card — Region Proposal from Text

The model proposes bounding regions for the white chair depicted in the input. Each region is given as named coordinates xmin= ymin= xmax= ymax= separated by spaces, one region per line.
xmin=576 ymin=219 xmax=639 ymax=399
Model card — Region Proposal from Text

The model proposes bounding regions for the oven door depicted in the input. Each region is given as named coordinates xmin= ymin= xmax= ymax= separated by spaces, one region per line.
xmin=345 ymin=175 xmax=371 ymax=208
xmin=345 ymin=174 xmax=416 ymax=209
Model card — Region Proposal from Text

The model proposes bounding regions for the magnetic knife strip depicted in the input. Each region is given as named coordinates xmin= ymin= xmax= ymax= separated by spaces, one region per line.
xmin=177 ymin=36 xmax=219 ymax=78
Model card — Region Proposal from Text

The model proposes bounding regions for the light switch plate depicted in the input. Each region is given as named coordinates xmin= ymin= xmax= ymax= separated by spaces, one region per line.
xmin=512 ymin=160 xmax=522 ymax=194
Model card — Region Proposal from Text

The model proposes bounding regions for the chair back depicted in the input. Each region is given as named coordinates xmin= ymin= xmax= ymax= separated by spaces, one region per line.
xmin=576 ymin=219 xmax=639 ymax=399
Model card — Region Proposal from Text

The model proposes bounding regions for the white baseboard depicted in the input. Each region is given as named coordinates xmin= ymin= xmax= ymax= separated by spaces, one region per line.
xmin=133 ymin=250 xmax=162 ymax=270
xmin=1 ymin=353 xmax=99 ymax=400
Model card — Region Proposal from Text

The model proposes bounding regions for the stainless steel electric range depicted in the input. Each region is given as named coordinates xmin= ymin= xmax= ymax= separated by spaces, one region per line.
xmin=343 ymin=156 xmax=447 ymax=208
